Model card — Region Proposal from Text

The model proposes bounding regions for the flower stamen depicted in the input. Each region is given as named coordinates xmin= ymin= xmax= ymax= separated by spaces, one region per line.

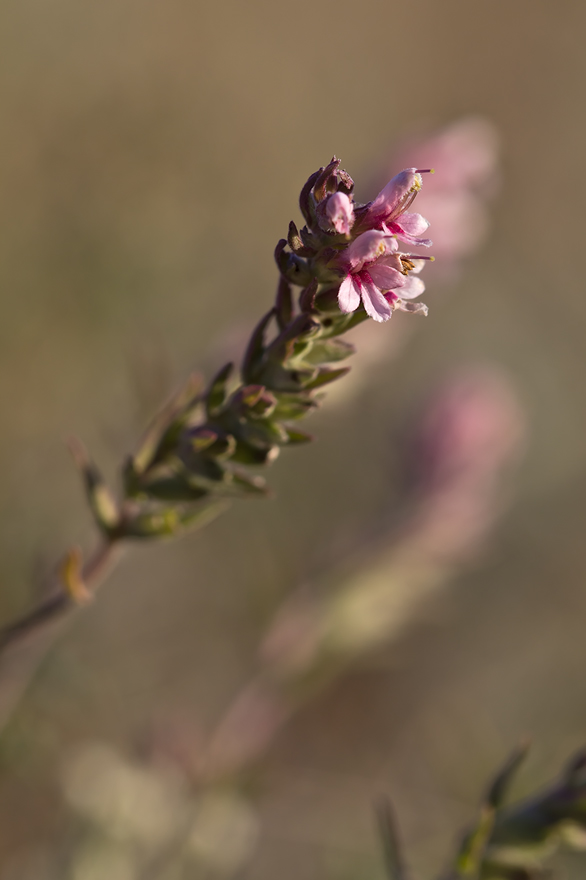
xmin=400 ymin=253 xmax=435 ymax=274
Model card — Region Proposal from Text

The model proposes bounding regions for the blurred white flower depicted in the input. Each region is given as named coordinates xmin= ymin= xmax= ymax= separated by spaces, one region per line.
xmin=70 ymin=843 xmax=137 ymax=880
xmin=61 ymin=741 xmax=188 ymax=847
xmin=187 ymin=792 xmax=260 ymax=873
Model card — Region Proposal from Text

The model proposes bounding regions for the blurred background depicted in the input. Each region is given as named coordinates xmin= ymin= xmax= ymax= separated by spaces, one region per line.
xmin=1 ymin=0 xmax=586 ymax=877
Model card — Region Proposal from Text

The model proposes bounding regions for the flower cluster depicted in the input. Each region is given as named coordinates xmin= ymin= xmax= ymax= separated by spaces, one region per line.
xmin=0 ymin=158 xmax=440 ymax=733
xmin=276 ymin=158 xmax=433 ymax=324
xmin=69 ymin=160 xmax=436 ymax=544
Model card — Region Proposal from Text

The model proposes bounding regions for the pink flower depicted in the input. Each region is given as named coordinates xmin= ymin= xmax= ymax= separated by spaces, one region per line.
xmin=357 ymin=168 xmax=432 ymax=247
xmin=324 ymin=192 xmax=354 ymax=235
xmin=337 ymin=230 xmax=428 ymax=323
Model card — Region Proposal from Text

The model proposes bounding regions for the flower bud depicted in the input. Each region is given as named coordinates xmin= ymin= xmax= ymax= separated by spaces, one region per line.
xmin=323 ymin=192 xmax=355 ymax=235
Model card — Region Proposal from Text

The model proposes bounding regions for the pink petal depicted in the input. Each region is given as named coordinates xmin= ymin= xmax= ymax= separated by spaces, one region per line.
xmin=380 ymin=224 xmax=401 ymax=244
xmin=389 ymin=222 xmax=433 ymax=247
xmin=376 ymin=252 xmax=403 ymax=271
xmin=394 ymin=299 xmax=429 ymax=316
xmin=368 ymin=262 xmax=406 ymax=291
xmin=325 ymin=192 xmax=355 ymax=235
xmin=408 ymin=259 xmax=426 ymax=274
xmin=367 ymin=169 xmax=421 ymax=223
xmin=338 ymin=274 xmax=361 ymax=313
xmin=395 ymin=212 xmax=429 ymax=236
xmin=396 ymin=275 xmax=425 ymax=300
xmin=360 ymin=279 xmax=393 ymax=322
xmin=345 ymin=230 xmax=393 ymax=271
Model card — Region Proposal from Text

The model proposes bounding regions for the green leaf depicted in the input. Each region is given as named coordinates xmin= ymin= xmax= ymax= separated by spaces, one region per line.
xmin=267 ymin=313 xmax=320 ymax=364
xmin=455 ymin=807 xmax=495 ymax=879
xmin=256 ymin=360 xmax=317 ymax=393
xmin=206 ymin=363 xmax=235 ymax=416
xmin=273 ymin=241 xmax=312 ymax=287
xmin=284 ymin=427 xmax=313 ymax=444
xmin=229 ymin=468 xmax=270 ymax=495
xmin=375 ymin=798 xmax=409 ymax=880
xmin=487 ymin=743 xmax=529 ymax=810
xmin=122 ymin=500 xmax=230 ymax=539
xmin=238 ymin=385 xmax=277 ymax=418
xmin=230 ymin=443 xmax=280 ymax=466
xmin=318 ymin=308 xmax=369 ymax=338
xmin=300 ymin=338 xmax=356 ymax=365
xmin=182 ymin=452 xmax=226 ymax=483
xmin=242 ymin=309 xmax=275 ymax=383
xmin=68 ymin=437 xmax=120 ymax=536
xmin=190 ymin=427 xmax=219 ymax=451
xmin=272 ymin=392 xmax=319 ymax=420
xmin=138 ymin=471 xmax=209 ymax=502
xmin=237 ymin=419 xmax=290 ymax=450
xmin=132 ymin=373 xmax=203 ymax=474
xmin=302 ymin=366 xmax=351 ymax=389
xmin=177 ymin=499 xmax=232 ymax=532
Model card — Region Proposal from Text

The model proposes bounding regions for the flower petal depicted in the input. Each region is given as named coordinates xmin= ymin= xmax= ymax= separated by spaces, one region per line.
xmin=368 ymin=169 xmax=421 ymax=222
xmin=368 ymin=262 xmax=406 ymax=291
xmin=394 ymin=299 xmax=429 ymax=316
xmin=325 ymin=192 xmax=355 ymax=235
xmin=338 ymin=274 xmax=361 ymax=313
xmin=396 ymin=274 xmax=425 ymax=300
xmin=360 ymin=279 xmax=393 ymax=322
xmin=344 ymin=230 xmax=395 ymax=272
xmin=388 ymin=222 xmax=433 ymax=247
xmin=395 ymin=212 xmax=429 ymax=236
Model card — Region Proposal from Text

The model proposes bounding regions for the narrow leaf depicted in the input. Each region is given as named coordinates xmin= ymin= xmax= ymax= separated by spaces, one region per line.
xmin=303 ymin=366 xmax=351 ymax=390
xmin=284 ymin=427 xmax=313 ymax=444
xmin=68 ymin=437 xmax=120 ymax=535
xmin=242 ymin=309 xmax=275 ymax=383
xmin=275 ymin=276 xmax=293 ymax=331
xmin=132 ymin=373 xmax=203 ymax=474
xmin=229 ymin=468 xmax=270 ymax=495
xmin=206 ymin=362 xmax=235 ymax=416
xmin=302 ymin=338 xmax=356 ymax=365
xmin=487 ymin=743 xmax=530 ymax=810
xmin=375 ymin=797 xmax=408 ymax=880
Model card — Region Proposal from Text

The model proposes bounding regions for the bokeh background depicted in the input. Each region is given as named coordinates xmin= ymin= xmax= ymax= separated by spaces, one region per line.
xmin=1 ymin=1 xmax=586 ymax=877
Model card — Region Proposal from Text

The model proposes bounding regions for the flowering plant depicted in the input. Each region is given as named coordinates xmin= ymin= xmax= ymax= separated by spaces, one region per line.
xmin=2 ymin=147 xmax=583 ymax=880
xmin=0 ymin=157 xmax=434 ymax=669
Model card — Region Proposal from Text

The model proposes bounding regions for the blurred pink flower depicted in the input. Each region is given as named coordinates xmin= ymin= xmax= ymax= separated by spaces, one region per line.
xmin=201 ymin=681 xmax=290 ymax=780
xmin=337 ymin=229 xmax=428 ymax=322
xmin=414 ymin=369 xmax=524 ymax=487
xmin=407 ymin=368 xmax=525 ymax=558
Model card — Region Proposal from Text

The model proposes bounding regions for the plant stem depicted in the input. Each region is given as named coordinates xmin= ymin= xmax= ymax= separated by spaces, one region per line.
xmin=0 ymin=538 xmax=123 ymax=735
